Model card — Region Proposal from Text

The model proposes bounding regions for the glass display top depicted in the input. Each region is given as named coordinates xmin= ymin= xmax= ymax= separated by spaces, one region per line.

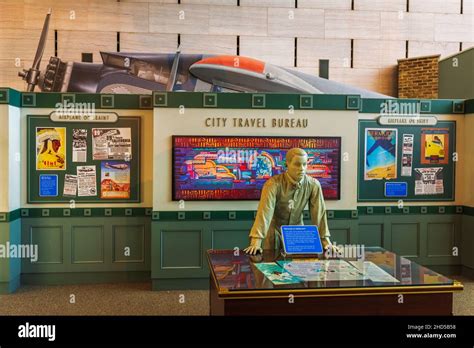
xmin=207 ymin=247 xmax=455 ymax=292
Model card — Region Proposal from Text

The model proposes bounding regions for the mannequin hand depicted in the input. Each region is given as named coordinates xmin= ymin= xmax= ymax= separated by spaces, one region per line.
xmin=244 ymin=238 xmax=263 ymax=255
xmin=243 ymin=245 xmax=263 ymax=255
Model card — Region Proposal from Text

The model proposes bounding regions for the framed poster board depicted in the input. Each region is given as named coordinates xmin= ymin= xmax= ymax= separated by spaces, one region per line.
xmin=172 ymin=135 xmax=341 ymax=201
xmin=27 ymin=115 xmax=140 ymax=203
xmin=358 ymin=120 xmax=456 ymax=202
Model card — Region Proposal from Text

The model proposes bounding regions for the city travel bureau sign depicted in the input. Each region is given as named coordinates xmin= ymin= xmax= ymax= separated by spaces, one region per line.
xmin=205 ymin=117 xmax=308 ymax=128
xmin=378 ymin=115 xmax=437 ymax=126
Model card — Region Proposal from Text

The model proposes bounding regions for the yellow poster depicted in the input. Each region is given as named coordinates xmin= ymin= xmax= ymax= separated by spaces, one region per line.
xmin=36 ymin=127 xmax=66 ymax=170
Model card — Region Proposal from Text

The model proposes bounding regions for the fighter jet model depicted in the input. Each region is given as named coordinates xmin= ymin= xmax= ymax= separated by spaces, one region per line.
xmin=20 ymin=12 xmax=388 ymax=98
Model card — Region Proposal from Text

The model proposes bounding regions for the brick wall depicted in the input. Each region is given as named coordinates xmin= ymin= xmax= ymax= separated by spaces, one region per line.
xmin=398 ymin=55 xmax=440 ymax=98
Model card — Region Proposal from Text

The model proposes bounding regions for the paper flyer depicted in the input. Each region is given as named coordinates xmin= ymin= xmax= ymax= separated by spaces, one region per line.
xmin=349 ymin=261 xmax=399 ymax=283
xmin=414 ymin=167 xmax=444 ymax=195
xmin=36 ymin=127 xmax=66 ymax=170
xmin=364 ymin=128 xmax=397 ymax=180
xmin=278 ymin=260 xmax=367 ymax=281
xmin=63 ymin=174 xmax=77 ymax=197
xmin=100 ymin=161 xmax=131 ymax=199
xmin=401 ymin=134 xmax=414 ymax=177
xmin=72 ymin=129 xmax=87 ymax=162
xmin=421 ymin=128 xmax=449 ymax=164
xmin=92 ymin=128 xmax=132 ymax=161
xmin=77 ymin=165 xmax=97 ymax=197
xmin=253 ymin=262 xmax=302 ymax=285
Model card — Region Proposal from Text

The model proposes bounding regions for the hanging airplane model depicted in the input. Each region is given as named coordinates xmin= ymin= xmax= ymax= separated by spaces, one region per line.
xmin=19 ymin=11 xmax=387 ymax=98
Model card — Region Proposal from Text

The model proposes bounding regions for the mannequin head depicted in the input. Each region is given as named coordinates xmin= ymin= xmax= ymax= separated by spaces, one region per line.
xmin=285 ymin=148 xmax=308 ymax=182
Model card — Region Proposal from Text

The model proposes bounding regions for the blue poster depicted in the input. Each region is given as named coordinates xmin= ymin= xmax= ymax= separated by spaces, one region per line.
xmin=364 ymin=128 xmax=398 ymax=180
xmin=281 ymin=225 xmax=323 ymax=254
xmin=385 ymin=182 xmax=408 ymax=197
xmin=39 ymin=174 xmax=58 ymax=197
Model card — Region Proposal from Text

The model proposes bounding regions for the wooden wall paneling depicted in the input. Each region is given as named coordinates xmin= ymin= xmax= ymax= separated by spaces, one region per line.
xmin=182 ymin=0 xmax=236 ymax=5
xmin=240 ymin=36 xmax=294 ymax=67
xmin=121 ymin=33 xmax=178 ymax=53
xmin=330 ymin=67 xmax=382 ymax=93
xmin=355 ymin=0 xmax=406 ymax=12
xmin=435 ymin=14 xmax=474 ymax=42
xmin=297 ymin=38 xmax=351 ymax=68
xmin=379 ymin=66 xmax=398 ymax=97
xmin=464 ymin=0 xmax=474 ymax=14
xmin=180 ymin=34 xmax=236 ymax=55
xmin=0 ymin=60 xmax=27 ymax=90
xmin=209 ymin=5 xmax=267 ymax=36
xmin=149 ymin=4 xmax=210 ymax=34
xmin=0 ymin=0 xmax=25 ymax=29
xmin=268 ymin=8 xmax=324 ymax=38
xmin=381 ymin=12 xmax=435 ymax=41
xmin=410 ymin=0 xmax=462 ymax=14
xmin=409 ymin=41 xmax=460 ymax=58
xmin=240 ymin=0 xmax=294 ymax=7
xmin=353 ymin=39 xmax=405 ymax=68
xmin=325 ymin=10 xmax=381 ymax=40
xmin=298 ymin=0 xmax=352 ymax=10
xmin=57 ymin=30 xmax=117 ymax=63
xmin=0 ymin=28 xmax=54 ymax=60
xmin=24 ymin=0 xmax=148 ymax=32
xmin=120 ymin=0 xmax=177 ymax=3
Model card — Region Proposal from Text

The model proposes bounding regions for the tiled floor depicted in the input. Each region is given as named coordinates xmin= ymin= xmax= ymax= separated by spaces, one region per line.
xmin=0 ymin=276 xmax=472 ymax=316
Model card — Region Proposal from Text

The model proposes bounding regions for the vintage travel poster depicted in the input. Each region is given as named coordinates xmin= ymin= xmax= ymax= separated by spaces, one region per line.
xmin=36 ymin=127 xmax=66 ymax=170
xmin=401 ymin=134 xmax=414 ymax=177
xmin=415 ymin=167 xmax=444 ymax=195
xmin=92 ymin=128 xmax=132 ymax=161
xmin=77 ymin=165 xmax=97 ymax=197
xmin=63 ymin=174 xmax=77 ymax=197
xmin=364 ymin=128 xmax=397 ymax=180
xmin=100 ymin=161 xmax=131 ymax=199
xmin=421 ymin=128 xmax=449 ymax=164
xmin=72 ymin=129 xmax=87 ymax=163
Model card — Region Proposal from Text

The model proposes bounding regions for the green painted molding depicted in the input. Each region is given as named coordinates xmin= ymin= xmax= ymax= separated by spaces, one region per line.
xmin=357 ymin=205 xmax=463 ymax=216
xmin=1 ymin=206 xmax=470 ymax=222
xmin=154 ymin=92 xmax=353 ymax=110
xmin=465 ymin=99 xmax=474 ymax=114
xmin=464 ymin=206 xmax=474 ymax=216
xmin=360 ymin=98 xmax=466 ymax=115
xmin=3 ymin=90 xmax=152 ymax=109
xmin=0 ymin=88 xmax=21 ymax=107
xmin=2 ymin=207 xmax=152 ymax=219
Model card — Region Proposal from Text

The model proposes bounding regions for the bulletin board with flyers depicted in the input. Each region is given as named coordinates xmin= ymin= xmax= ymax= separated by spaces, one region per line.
xmin=357 ymin=119 xmax=456 ymax=202
xmin=27 ymin=115 xmax=140 ymax=203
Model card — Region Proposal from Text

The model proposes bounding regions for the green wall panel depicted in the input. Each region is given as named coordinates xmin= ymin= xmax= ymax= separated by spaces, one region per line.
xmin=22 ymin=217 xmax=151 ymax=275
xmin=30 ymin=226 xmax=64 ymax=264
xmin=71 ymin=226 xmax=104 ymax=264
xmin=211 ymin=229 xmax=250 ymax=250
xmin=113 ymin=225 xmax=145 ymax=263
xmin=359 ymin=223 xmax=384 ymax=247
xmin=161 ymin=230 xmax=202 ymax=269
xmin=391 ymin=223 xmax=420 ymax=258
xmin=427 ymin=222 xmax=456 ymax=257
xmin=461 ymin=215 xmax=474 ymax=269
xmin=330 ymin=228 xmax=350 ymax=244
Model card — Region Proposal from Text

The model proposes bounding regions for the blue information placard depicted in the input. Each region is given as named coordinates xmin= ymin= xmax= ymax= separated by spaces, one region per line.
xmin=281 ymin=225 xmax=323 ymax=255
xmin=384 ymin=182 xmax=408 ymax=198
xmin=39 ymin=174 xmax=58 ymax=197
